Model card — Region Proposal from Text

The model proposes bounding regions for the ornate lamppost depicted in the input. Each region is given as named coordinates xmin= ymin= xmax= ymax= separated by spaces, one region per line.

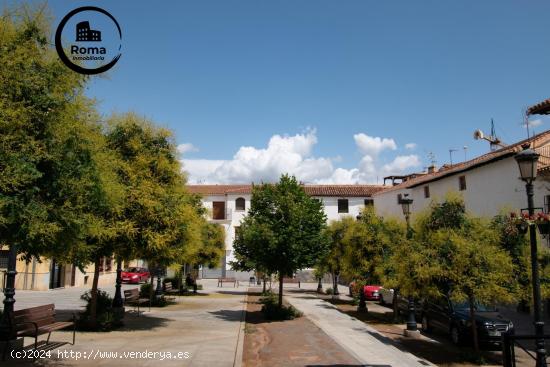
xmin=401 ymin=194 xmax=420 ymax=338
xmin=356 ymin=213 xmax=368 ymax=313
xmin=112 ymin=258 xmax=124 ymax=318
xmin=515 ymin=145 xmax=547 ymax=367
xmin=0 ymin=244 xmax=18 ymax=341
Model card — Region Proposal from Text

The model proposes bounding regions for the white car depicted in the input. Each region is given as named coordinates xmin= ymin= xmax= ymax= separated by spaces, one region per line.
xmin=379 ymin=287 xmax=394 ymax=305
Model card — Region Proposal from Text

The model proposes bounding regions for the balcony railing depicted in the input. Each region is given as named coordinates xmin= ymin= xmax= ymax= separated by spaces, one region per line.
xmin=210 ymin=208 xmax=233 ymax=221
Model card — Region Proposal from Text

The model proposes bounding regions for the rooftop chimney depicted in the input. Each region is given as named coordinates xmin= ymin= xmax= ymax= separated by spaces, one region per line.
xmin=427 ymin=165 xmax=437 ymax=174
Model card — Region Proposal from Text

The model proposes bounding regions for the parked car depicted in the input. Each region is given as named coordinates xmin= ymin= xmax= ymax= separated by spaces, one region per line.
xmin=121 ymin=267 xmax=150 ymax=284
xmin=420 ymin=296 xmax=513 ymax=346
xmin=348 ymin=282 xmax=382 ymax=300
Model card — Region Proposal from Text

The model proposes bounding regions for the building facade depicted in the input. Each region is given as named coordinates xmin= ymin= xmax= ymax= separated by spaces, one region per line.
xmin=374 ymin=130 xmax=550 ymax=222
xmin=187 ymin=184 xmax=384 ymax=280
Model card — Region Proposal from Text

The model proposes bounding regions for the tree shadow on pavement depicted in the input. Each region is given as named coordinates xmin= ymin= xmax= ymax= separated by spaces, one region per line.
xmin=209 ymin=309 xmax=244 ymax=322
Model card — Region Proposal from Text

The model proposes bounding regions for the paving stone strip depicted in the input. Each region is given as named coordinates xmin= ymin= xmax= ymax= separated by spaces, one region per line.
xmin=285 ymin=292 xmax=437 ymax=367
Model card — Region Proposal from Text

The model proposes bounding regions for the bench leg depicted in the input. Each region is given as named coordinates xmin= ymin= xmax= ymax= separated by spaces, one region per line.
xmin=46 ymin=332 xmax=51 ymax=344
xmin=137 ymin=303 xmax=140 ymax=317
xmin=73 ymin=322 xmax=76 ymax=345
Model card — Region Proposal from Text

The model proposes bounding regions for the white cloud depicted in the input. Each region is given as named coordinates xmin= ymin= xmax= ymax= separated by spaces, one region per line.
xmin=354 ymin=133 xmax=397 ymax=157
xmin=182 ymin=130 xmax=421 ymax=184
xmin=381 ymin=155 xmax=421 ymax=173
xmin=524 ymin=119 xmax=543 ymax=128
xmin=177 ymin=143 xmax=198 ymax=154
xmin=405 ymin=143 xmax=417 ymax=150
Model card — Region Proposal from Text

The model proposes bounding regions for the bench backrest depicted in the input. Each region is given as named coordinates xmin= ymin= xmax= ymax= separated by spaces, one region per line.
xmin=13 ymin=304 xmax=56 ymax=331
xmin=283 ymin=277 xmax=299 ymax=283
xmin=164 ymin=282 xmax=173 ymax=291
xmin=124 ymin=288 xmax=140 ymax=301
xmin=219 ymin=277 xmax=236 ymax=282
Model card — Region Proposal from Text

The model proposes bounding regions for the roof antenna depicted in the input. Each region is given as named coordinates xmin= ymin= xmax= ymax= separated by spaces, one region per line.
xmin=449 ymin=148 xmax=458 ymax=166
xmin=463 ymin=146 xmax=468 ymax=161
xmin=427 ymin=151 xmax=436 ymax=166
xmin=524 ymin=111 xmax=531 ymax=140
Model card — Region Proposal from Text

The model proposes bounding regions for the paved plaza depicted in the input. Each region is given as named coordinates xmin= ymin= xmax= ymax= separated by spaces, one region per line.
xmin=1 ymin=280 xmax=454 ymax=366
xmin=5 ymin=280 xmax=247 ymax=367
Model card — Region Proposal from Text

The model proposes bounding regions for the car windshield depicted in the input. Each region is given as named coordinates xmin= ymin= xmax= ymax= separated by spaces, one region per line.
xmin=452 ymin=301 xmax=496 ymax=312
xmin=124 ymin=268 xmax=138 ymax=273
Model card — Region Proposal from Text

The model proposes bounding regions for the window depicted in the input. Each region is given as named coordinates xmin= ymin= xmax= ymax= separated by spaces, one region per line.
xmin=338 ymin=199 xmax=349 ymax=213
xmin=364 ymin=198 xmax=374 ymax=207
xmin=212 ymin=201 xmax=226 ymax=220
xmin=234 ymin=226 xmax=241 ymax=240
xmin=424 ymin=186 xmax=430 ymax=198
xmin=545 ymin=195 xmax=550 ymax=213
xmin=459 ymin=176 xmax=467 ymax=191
xmin=235 ymin=197 xmax=245 ymax=211
xmin=397 ymin=193 xmax=403 ymax=204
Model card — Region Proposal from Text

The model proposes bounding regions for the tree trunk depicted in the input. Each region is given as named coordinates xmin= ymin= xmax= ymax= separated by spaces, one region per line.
xmin=262 ymin=277 xmax=266 ymax=293
xmin=89 ymin=257 xmax=101 ymax=328
xmin=278 ymin=273 xmax=283 ymax=308
xmin=469 ymin=295 xmax=479 ymax=354
xmin=392 ymin=288 xmax=400 ymax=322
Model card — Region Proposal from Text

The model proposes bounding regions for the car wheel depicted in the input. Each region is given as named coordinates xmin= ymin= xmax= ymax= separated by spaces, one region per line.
xmin=450 ymin=325 xmax=462 ymax=345
xmin=421 ymin=315 xmax=431 ymax=332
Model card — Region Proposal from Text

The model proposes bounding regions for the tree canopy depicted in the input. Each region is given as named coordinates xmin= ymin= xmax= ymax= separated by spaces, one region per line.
xmin=233 ymin=175 xmax=327 ymax=306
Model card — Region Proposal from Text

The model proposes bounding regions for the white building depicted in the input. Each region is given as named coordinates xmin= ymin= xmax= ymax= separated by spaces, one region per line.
xmin=374 ymin=130 xmax=550 ymax=222
xmin=187 ymin=184 xmax=384 ymax=280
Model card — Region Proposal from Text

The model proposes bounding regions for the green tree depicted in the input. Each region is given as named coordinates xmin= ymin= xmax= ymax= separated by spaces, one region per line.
xmin=341 ymin=208 xmax=395 ymax=284
xmin=0 ymin=5 xmax=121 ymax=331
xmin=105 ymin=113 xmax=203 ymax=277
xmin=416 ymin=194 xmax=515 ymax=353
xmin=233 ymin=175 xmax=327 ymax=307
xmin=319 ymin=217 xmax=355 ymax=295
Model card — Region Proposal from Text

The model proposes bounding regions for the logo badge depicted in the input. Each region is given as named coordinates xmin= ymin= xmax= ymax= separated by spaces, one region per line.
xmin=55 ymin=6 xmax=122 ymax=75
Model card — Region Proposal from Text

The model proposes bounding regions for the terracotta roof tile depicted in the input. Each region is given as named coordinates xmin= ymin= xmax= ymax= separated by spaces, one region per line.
xmin=186 ymin=184 xmax=385 ymax=197
xmin=527 ymin=98 xmax=550 ymax=115
xmin=375 ymin=128 xmax=550 ymax=195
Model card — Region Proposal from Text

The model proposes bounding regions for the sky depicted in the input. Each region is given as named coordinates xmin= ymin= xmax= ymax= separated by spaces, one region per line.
xmin=21 ymin=0 xmax=550 ymax=184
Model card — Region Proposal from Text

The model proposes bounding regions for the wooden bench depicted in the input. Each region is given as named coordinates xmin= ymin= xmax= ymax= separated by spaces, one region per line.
xmin=217 ymin=277 xmax=239 ymax=287
xmin=2 ymin=304 xmax=75 ymax=360
xmin=124 ymin=288 xmax=150 ymax=315
xmin=283 ymin=277 xmax=301 ymax=288
xmin=163 ymin=282 xmax=178 ymax=300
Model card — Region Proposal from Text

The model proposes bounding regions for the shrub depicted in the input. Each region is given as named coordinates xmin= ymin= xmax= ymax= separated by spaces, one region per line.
xmin=259 ymin=292 xmax=302 ymax=320
xmin=77 ymin=290 xmax=121 ymax=331
xmin=325 ymin=287 xmax=334 ymax=295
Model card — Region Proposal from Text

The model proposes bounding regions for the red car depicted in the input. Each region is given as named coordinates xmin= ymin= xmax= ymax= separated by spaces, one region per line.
xmin=349 ymin=282 xmax=382 ymax=300
xmin=121 ymin=267 xmax=150 ymax=284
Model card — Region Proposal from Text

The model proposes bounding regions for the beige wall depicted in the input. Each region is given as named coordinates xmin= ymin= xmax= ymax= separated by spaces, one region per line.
xmin=5 ymin=255 xmax=120 ymax=291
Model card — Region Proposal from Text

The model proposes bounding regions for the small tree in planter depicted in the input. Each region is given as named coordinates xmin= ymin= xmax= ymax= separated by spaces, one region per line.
xmin=233 ymin=175 xmax=328 ymax=308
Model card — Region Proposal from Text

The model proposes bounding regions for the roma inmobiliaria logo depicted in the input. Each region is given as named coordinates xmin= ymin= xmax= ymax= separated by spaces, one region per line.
xmin=55 ymin=6 xmax=122 ymax=75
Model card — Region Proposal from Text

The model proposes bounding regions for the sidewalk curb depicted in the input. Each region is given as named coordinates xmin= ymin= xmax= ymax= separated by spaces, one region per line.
xmin=233 ymin=288 xmax=247 ymax=367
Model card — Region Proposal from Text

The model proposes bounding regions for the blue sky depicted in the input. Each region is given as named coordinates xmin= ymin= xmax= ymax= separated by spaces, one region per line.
xmin=31 ymin=1 xmax=550 ymax=183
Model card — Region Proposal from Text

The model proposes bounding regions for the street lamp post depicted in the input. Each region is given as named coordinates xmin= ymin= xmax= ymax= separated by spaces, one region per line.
xmin=401 ymin=194 xmax=419 ymax=337
xmin=112 ymin=257 xmax=124 ymax=320
xmin=155 ymin=267 xmax=164 ymax=299
xmin=515 ymin=145 xmax=547 ymax=367
xmin=356 ymin=213 xmax=368 ymax=313
xmin=0 ymin=244 xmax=17 ymax=341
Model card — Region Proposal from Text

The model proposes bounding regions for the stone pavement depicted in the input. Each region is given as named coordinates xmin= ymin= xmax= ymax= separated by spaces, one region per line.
xmin=4 ymin=279 xmax=247 ymax=367
xmin=284 ymin=289 xmax=437 ymax=367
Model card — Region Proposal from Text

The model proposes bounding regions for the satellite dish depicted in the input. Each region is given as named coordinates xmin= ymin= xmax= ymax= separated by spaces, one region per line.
xmin=473 ymin=129 xmax=484 ymax=140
